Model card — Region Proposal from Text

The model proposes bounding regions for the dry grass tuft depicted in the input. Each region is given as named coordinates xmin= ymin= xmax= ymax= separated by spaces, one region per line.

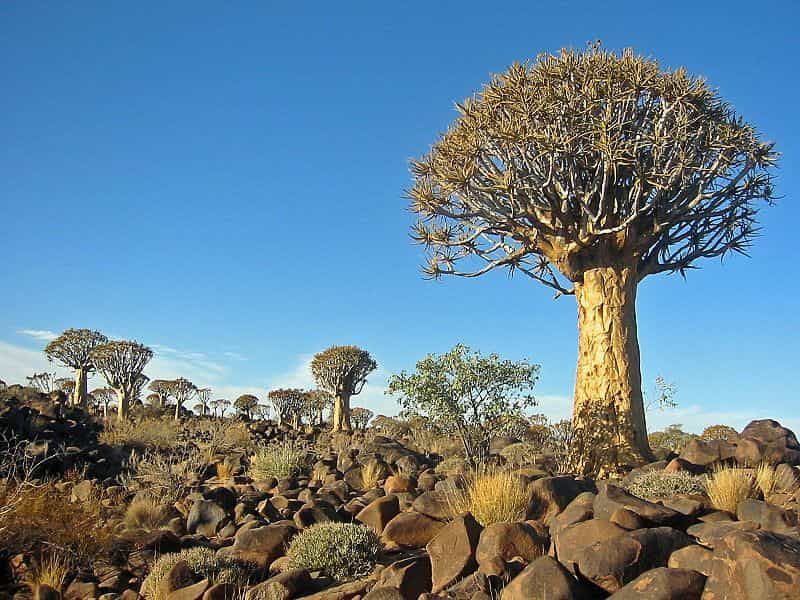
xmin=25 ymin=554 xmax=71 ymax=593
xmin=706 ymin=466 xmax=757 ymax=513
xmin=250 ymin=441 xmax=308 ymax=481
xmin=123 ymin=496 xmax=172 ymax=531
xmin=100 ymin=418 xmax=183 ymax=449
xmin=360 ymin=462 xmax=387 ymax=490
xmin=754 ymin=462 xmax=800 ymax=501
xmin=444 ymin=469 xmax=531 ymax=526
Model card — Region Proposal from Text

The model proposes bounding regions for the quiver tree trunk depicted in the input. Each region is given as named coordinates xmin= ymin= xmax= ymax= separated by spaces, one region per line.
xmin=571 ymin=264 xmax=653 ymax=474
xmin=73 ymin=368 xmax=88 ymax=408
xmin=331 ymin=393 xmax=352 ymax=432
xmin=116 ymin=389 xmax=130 ymax=421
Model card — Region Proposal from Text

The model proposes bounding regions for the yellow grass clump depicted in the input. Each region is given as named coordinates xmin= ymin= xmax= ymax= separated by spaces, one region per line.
xmin=26 ymin=554 xmax=71 ymax=593
xmin=754 ymin=462 xmax=800 ymax=501
xmin=705 ymin=466 xmax=757 ymax=513
xmin=445 ymin=469 xmax=532 ymax=526
xmin=360 ymin=461 xmax=387 ymax=490
xmin=123 ymin=496 xmax=172 ymax=531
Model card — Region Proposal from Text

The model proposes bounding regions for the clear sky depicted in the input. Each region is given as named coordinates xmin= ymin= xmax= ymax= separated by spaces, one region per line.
xmin=2 ymin=1 xmax=797 ymax=433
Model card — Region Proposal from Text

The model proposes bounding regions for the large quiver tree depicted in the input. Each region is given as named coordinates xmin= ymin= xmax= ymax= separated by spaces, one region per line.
xmin=311 ymin=345 xmax=377 ymax=432
xmin=90 ymin=341 xmax=153 ymax=421
xmin=409 ymin=47 xmax=777 ymax=473
xmin=45 ymin=329 xmax=108 ymax=408
xmin=268 ymin=388 xmax=304 ymax=427
xmin=166 ymin=378 xmax=196 ymax=421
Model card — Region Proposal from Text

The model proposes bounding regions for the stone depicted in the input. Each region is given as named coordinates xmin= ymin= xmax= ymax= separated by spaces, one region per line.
xmin=548 ymin=492 xmax=595 ymax=538
xmin=427 ymin=513 xmax=483 ymax=592
xmin=702 ymin=529 xmax=800 ymax=599
xmin=411 ymin=491 xmax=450 ymax=521
xmin=607 ymin=567 xmax=705 ymax=599
xmin=501 ymin=555 xmax=585 ymax=600
xmin=736 ymin=498 xmax=798 ymax=533
xmin=528 ymin=477 xmax=596 ymax=522
xmin=376 ymin=555 xmax=432 ymax=600
xmin=202 ymin=583 xmax=237 ymax=600
xmin=167 ymin=580 xmax=209 ymax=600
xmin=554 ymin=518 xmax=627 ymax=571
xmin=186 ymin=500 xmax=228 ymax=537
xmin=35 ymin=585 xmax=61 ymax=600
xmin=231 ymin=523 xmax=297 ymax=568
xmin=160 ymin=561 xmax=194 ymax=599
xmin=573 ymin=527 xmax=691 ymax=594
xmin=679 ymin=439 xmax=736 ymax=467
xmin=610 ymin=508 xmax=646 ymax=530
xmin=659 ymin=495 xmax=707 ymax=518
xmin=664 ymin=458 xmax=706 ymax=474
xmin=686 ymin=520 xmax=759 ymax=548
xmin=740 ymin=419 xmax=800 ymax=464
xmin=64 ymin=580 xmax=99 ymax=600
xmin=476 ymin=521 xmax=548 ymax=578
xmin=362 ymin=589 xmax=406 ymax=600
xmin=384 ymin=476 xmax=416 ymax=495
xmin=356 ymin=495 xmax=400 ymax=534
xmin=382 ymin=511 xmax=445 ymax=548
xmin=244 ymin=570 xmax=311 ymax=600
xmin=594 ymin=484 xmax=681 ymax=526
xmin=667 ymin=545 xmax=715 ymax=576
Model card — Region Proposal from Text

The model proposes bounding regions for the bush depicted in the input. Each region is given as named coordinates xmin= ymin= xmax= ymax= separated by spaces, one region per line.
xmin=100 ymin=418 xmax=183 ymax=450
xmin=120 ymin=447 xmax=206 ymax=505
xmin=706 ymin=466 xmax=756 ymax=513
xmin=284 ymin=523 xmax=381 ymax=581
xmin=249 ymin=441 xmax=308 ymax=481
xmin=141 ymin=547 xmax=254 ymax=600
xmin=123 ymin=497 xmax=172 ymax=531
xmin=624 ymin=470 xmax=706 ymax=500
xmin=499 ymin=442 xmax=540 ymax=467
xmin=444 ymin=469 xmax=531 ymax=526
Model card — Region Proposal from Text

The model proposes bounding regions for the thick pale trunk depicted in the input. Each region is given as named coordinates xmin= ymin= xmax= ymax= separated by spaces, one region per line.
xmin=175 ymin=401 xmax=181 ymax=420
xmin=116 ymin=389 xmax=130 ymax=421
xmin=331 ymin=393 xmax=351 ymax=432
xmin=317 ymin=408 xmax=324 ymax=426
xmin=572 ymin=265 xmax=653 ymax=473
xmin=73 ymin=368 xmax=88 ymax=408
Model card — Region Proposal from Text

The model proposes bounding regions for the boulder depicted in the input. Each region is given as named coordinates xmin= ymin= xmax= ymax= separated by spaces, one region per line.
xmin=187 ymin=500 xmax=228 ymax=537
xmin=160 ymin=561 xmax=194 ymax=599
xmin=411 ymin=491 xmax=450 ymax=521
xmin=167 ymin=580 xmax=210 ymax=600
xmin=384 ymin=476 xmax=416 ymax=495
xmin=244 ymin=570 xmax=311 ymax=600
xmin=702 ymin=529 xmax=800 ymax=599
xmin=548 ymin=492 xmax=595 ymax=539
xmin=356 ymin=495 xmax=400 ymax=534
xmin=573 ymin=527 xmax=691 ymax=594
xmin=736 ymin=498 xmax=798 ymax=534
xmin=230 ymin=522 xmax=297 ymax=568
xmin=501 ymin=555 xmax=586 ymax=600
xmin=476 ymin=522 xmax=548 ymax=578
xmin=376 ymin=555 xmax=432 ymax=600
xmin=607 ymin=567 xmax=705 ymax=599
xmin=202 ymin=583 xmax=237 ymax=600
xmin=740 ymin=419 xmax=800 ymax=464
xmin=667 ymin=544 xmax=715 ymax=576
xmin=427 ymin=513 xmax=483 ymax=593
xmin=382 ymin=511 xmax=445 ymax=548
xmin=686 ymin=520 xmax=760 ymax=549
xmin=554 ymin=518 xmax=628 ymax=572
xmin=679 ymin=439 xmax=736 ymax=467
xmin=529 ymin=477 xmax=596 ymax=522
xmin=363 ymin=589 xmax=406 ymax=600
xmin=593 ymin=484 xmax=682 ymax=526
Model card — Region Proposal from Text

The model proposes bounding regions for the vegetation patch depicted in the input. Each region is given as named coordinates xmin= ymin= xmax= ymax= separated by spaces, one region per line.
xmin=284 ymin=523 xmax=381 ymax=581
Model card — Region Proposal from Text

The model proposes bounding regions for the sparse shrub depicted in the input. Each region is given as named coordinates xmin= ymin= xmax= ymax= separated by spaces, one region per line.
xmin=700 ymin=424 xmax=739 ymax=442
xmin=121 ymin=447 xmax=205 ymax=504
xmin=499 ymin=442 xmax=539 ymax=467
xmin=706 ymin=466 xmax=757 ymax=513
xmin=624 ymin=470 xmax=706 ymax=500
xmin=25 ymin=554 xmax=70 ymax=594
xmin=141 ymin=547 xmax=254 ymax=600
xmin=436 ymin=456 xmax=468 ymax=475
xmin=647 ymin=424 xmax=698 ymax=454
xmin=284 ymin=523 xmax=381 ymax=581
xmin=360 ymin=461 xmax=387 ymax=489
xmin=100 ymin=418 xmax=183 ymax=449
xmin=123 ymin=497 xmax=172 ymax=531
xmin=444 ymin=469 xmax=531 ymax=526
xmin=249 ymin=440 xmax=308 ymax=481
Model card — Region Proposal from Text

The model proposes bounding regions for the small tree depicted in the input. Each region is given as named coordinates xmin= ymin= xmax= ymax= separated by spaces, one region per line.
xmin=268 ymin=389 xmax=305 ymax=427
xmin=351 ymin=407 xmax=374 ymax=430
xmin=26 ymin=372 xmax=57 ymax=393
xmin=303 ymin=389 xmax=333 ymax=425
xmin=148 ymin=379 xmax=173 ymax=409
xmin=195 ymin=387 xmax=212 ymax=416
xmin=92 ymin=387 xmax=116 ymax=420
xmin=387 ymin=344 xmax=539 ymax=466
xmin=311 ymin=346 xmax=377 ymax=432
xmin=44 ymin=329 xmax=108 ymax=408
xmin=234 ymin=394 xmax=259 ymax=420
xmin=409 ymin=46 xmax=777 ymax=473
xmin=165 ymin=378 xmax=196 ymax=420
xmin=91 ymin=341 xmax=153 ymax=421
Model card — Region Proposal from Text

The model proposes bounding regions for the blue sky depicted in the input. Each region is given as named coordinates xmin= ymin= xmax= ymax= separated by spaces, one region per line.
xmin=1 ymin=1 xmax=797 ymax=432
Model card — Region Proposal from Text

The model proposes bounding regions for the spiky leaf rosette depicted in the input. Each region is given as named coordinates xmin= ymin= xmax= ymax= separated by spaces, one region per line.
xmin=45 ymin=329 xmax=108 ymax=371
xmin=311 ymin=346 xmax=377 ymax=397
xmin=409 ymin=47 xmax=777 ymax=292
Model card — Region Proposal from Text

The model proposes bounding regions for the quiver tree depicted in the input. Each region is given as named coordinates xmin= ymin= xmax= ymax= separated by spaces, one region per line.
xmin=26 ymin=372 xmax=57 ymax=393
xmin=303 ymin=389 xmax=334 ymax=425
xmin=54 ymin=377 xmax=75 ymax=396
xmin=311 ymin=345 xmax=377 ymax=432
xmin=166 ymin=378 xmax=196 ymax=420
xmin=148 ymin=379 xmax=173 ymax=409
xmin=44 ymin=329 xmax=108 ymax=408
xmin=350 ymin=407 xmax=374 ymax=430
xmin=211 ymin=398 xmax=229 ymax=418
xmin=90 ymin=341 xmax=153 ymax=421
xmin=195 ymin=387 xmax=212 ymax=416
xmin=92 ymin=387 xmax=116 ymax=419
xmin=268 ymin=388 xmax=305 ymax=428
xmin=233 ymin=394 xmax=259 ymax=420
xmin=409 ymin=47 xmax=777 ymax=473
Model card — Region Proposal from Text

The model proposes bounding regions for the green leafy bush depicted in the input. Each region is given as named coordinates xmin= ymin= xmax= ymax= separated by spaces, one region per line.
xmin=249 ymin=440 xmax=308 ymax=481
xmin=141 ymin=547 xmax=254 ymax=600
xmin=624 ymin=469 xmax=706 ymax=500
xmin=284 ymin=523 xmax=381 ymax=581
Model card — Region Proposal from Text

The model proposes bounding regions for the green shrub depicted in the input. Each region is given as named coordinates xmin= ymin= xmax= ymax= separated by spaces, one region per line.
xmin=141 ymin=547 xmax=254 ymax=600
xmin=249 ymin=441 xmax=308 ymax=481
xmin=284 ymin=523 xmax=381 ymax=581
xmin=624 ymin=469 xmax=706 ymax=500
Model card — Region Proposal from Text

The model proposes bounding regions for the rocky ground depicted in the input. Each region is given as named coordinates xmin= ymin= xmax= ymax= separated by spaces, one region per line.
xmin=1 ymin=386 xmax=799 ymax=600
